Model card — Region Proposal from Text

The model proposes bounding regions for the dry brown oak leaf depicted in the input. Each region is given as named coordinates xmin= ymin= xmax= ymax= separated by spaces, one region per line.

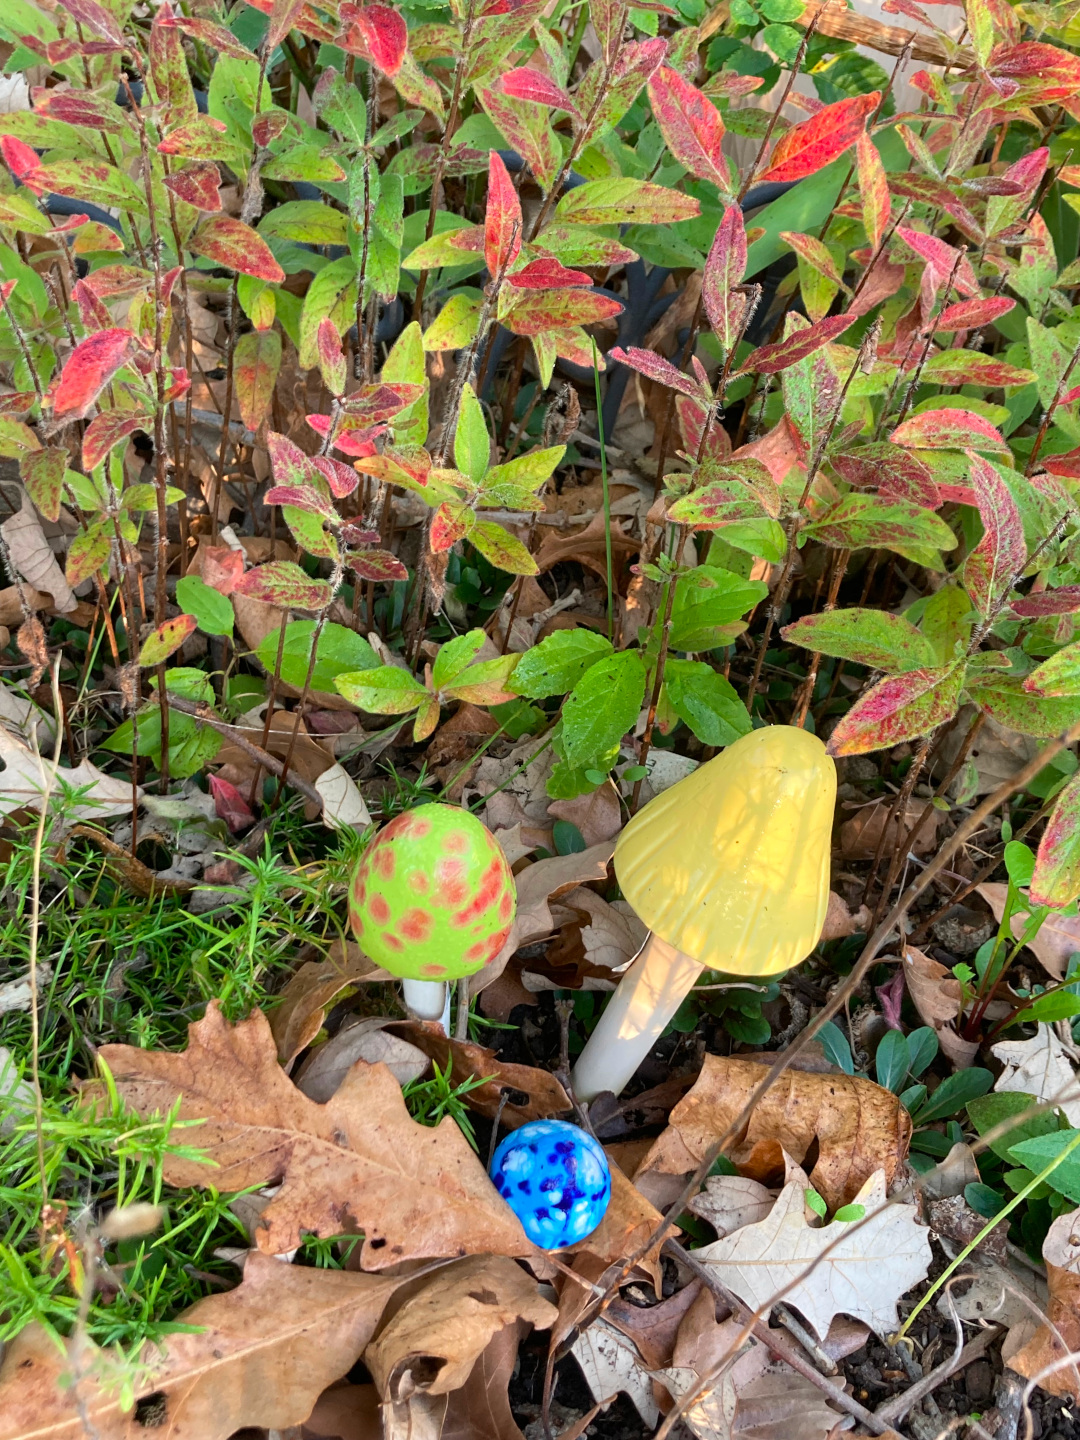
xmin=1009 ymin=1204 xmax=1080 ymax=1400
xmin=0 ymin=1252 xmax=402 ymax=1440
xmin=635 ymin=1054 xmax=911 ymax=1211
xmin=89 ymin=1002 xmax=535 ymax=1266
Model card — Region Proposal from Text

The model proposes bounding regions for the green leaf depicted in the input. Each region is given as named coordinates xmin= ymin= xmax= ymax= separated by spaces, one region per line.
xmin=833 ymin=1202 xmax=866 ymax=1222
xmin=669 ymin=567 xmax=767 ymax=651
xmin=423 ymin=293 xmax=483 ymax=351
xmin=553 ymin=819 xmax=586 ymax=854
xmin=1005 ymin=839 xmax=1036 ymax=888
xmin=299 ymin=256 xmax=358 ymax=370
xmin=333 ymin=665 xmax=429 ymax=714
xmin=175 ymin=575 xmax=235 ymax=638
xmin=254 ymin=620 xmax=378 ymax=693
xmin=804 ymin=1188 xmax=827 ymax=1218
xmin=454 ymin=383 xmax=490 ymax=485
xmin=911 ymin=1068 xmax=993 ymax=1125
xmin=1021 ymin=991 xmax=1080 ymax=1022
xmin=816 ymin=1020 xmax=855 ymax=1074
xmin=1008 ymin=1130 xmax=1080 ymax=1201
xmin=663 ymin=659 xmax=752 ymax=747
xmin=139 ymin=615 xmax=197 ymax=667
xmin=906 ymin=1027 xmax=938 ymax=1079
xmin=1025 ymin=640 xmax=1080 ymax=697
xmin=259 ymin=201 xmax=350 ymax=247
xmin=511 ymin=629 xmax=614 ymax=698
xmin=432 ymin=629 xmax=487 ymax=690
xmin=782 ymin=608 xmax=939 ymax=673
xmin=562 ymin=651 xmax=647 ymax=769
xmin=969 ymin=1091 xmax=1067 ymax=1163
xmin=968 ymin=674 xmax=1080 ymax=738
xmin=874 ymin=1029 xmax=910 ymax=1092
xmin=470 ymin=522 xmax=540 ymax=576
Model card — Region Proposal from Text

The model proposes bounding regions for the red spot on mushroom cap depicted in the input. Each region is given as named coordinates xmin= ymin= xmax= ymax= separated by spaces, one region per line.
xmin=400 ymin=908 xmax=432 ymax=942
xmin=453 ymin=858 xmax=507 ymax=928
xmin=499 ymin=891 xmax=512 ymax=921
xmin=445 ymin=830 xmax=467 ymax=853
xmin=370 ymin=895 xmax=390 ymax=925
xmin=373 ymin=845 xmax=395 ymax=880
xmin=382 ymin=933 xmax=403 ymax=952
xmin=465 ymin=940 xmax=487 ymax=961
xmin=435 ymin=858 xmax=468 ymax=908
xmin=421 ymin=962 xmax=445 ymax=977
xmin=409 ymin=871 xmax=430 ymax=895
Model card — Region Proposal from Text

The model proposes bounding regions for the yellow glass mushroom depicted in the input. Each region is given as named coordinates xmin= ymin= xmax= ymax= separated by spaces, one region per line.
xmin=571 ymin=726 xmax=836 ymax=1102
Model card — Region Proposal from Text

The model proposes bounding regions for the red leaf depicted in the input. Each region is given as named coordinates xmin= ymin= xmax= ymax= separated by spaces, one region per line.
xmin=163 ymin=160 xmax=222 ymax=211
xmin=702 ymin=205 xmax=748 ymax=352
xmin=1030 ymin=771 xmax=1080 ymax=906
xmin=503 ymin=288 xmax=623 ymax=336
xmin=890 ymin=408 xmax=1008 ymax=452
xmin=312 ymin=455 xmax=359 ymax=499
xmin=758 ymin=92 xmax=879 ymax=185
xmin=53 ymin=328 xmax=136 ymax=420
xmin=1040 ymin=449 xmax=1080 ymax=479
xmin=826 ymin=665 xmax=964 ymax=757
xmin=739 ymin=313 xmax=853 ymax=375
xmin=1 ymin=135 xmax=40 ymax=185
xmin=647 ymin=65 xmax=727 ymax=188
xmin=896 ymin=227 xmax=980 ymax=298
xmin=485 ymin=150 xmax=522 ymax=279
xmin=82 ymin=411 xmax=150 ymax=471
xmin=235 ymin=330 xmax=282 ymax=433
xmin=831 ymin=444 xmax=941 ymax=510
xmin=855 ymin=132 xmax=890 ymax=250
xmin=232 ymin=560 xmax=334 ymax=610
xmin=498 ymin=67 xmax=578 ymax=113
xmin=608 ymin=346 xmax=706 ymax=398
xmin=1011 ymin=586 xmax=1080 ymax=618
xmin=316 ymin=318 xmax=347 ymax=397
xmin=936 ymin=296 xmax=1015 ymax=332
xmin=430 ymin=503 xmax=473 ymax=551
xmin=350 ymin=548 xmax=409 ymax=583
xmin=507 ymin=258 xmax=592 ymax=289
xmin=209 ymin=774 xmax=256 ymax=832
xmin=264 ymin=485 xmax=338 ymax=519
xmin=962 ymin=450 xmax=1025 ymax=617
xmin=341 ymin=3 xmax=406 ymax=75
xmin=189 ymin=214 xmax=284 ymax=282
xmin=990 ymin=41 xmax=1080 ymax=92
xmin=339 ymin=383 xmax=423 ymax=424
xmin=199 ymin=546 xmax=246 ymax=596
xmin=267 ymin=431 xmax=316 ymax=487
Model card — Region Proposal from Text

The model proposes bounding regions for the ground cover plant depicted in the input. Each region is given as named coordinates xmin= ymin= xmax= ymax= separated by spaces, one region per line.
xmin=13 ymin=0 xmax=1080 ymax=1435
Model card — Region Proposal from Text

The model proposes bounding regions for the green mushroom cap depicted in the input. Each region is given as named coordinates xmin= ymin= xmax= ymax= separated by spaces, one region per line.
xmin=348 ymin=803 xmax=516 ymax=982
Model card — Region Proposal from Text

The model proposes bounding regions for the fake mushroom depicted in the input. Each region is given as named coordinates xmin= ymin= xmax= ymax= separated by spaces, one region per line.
xmin=349 ymin=802 xmax=516 ymax=1027
xmin=571 ymin=726 xmax=836 ymax=1102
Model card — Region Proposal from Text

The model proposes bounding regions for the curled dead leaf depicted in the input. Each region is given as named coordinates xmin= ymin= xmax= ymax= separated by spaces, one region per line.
xmin=1008 ymin=1205 xmax=1080 ymax=1400
xmin=636 ymin=1053 xmax=911 ymax=1211
xmin=270 ymin=938 xmax=395 ymax=1067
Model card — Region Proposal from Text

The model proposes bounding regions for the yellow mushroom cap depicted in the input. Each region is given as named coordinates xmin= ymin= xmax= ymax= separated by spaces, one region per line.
xmin=614 ymin=726 xmax=836 ymax=977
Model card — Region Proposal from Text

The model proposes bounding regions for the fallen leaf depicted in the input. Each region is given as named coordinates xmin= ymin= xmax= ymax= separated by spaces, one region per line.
xmin=441 ymin=1322 xmax=530 ymax=1440
xmin=636 ymin=1054 xmax=911 ymax=1211
xmin=468 ymin=734 xmax=558 ymax=831
xmin=534 ymin=513 xmax=639 ymax=588
xmin=548 ymin=781 xmax=623 ymax=848
xmin=270 ymin=939 xmax=395 ymax=1067
xmin=839 ymin=799 xmax=939 ymax=859
xmin=89 ymin=1002 xmax=535 ymax=1266
xmin=297 ymin=1018 xmax=429 ymax=1101
xmin=477 ymin=842 xmax=616 ymax=993
xmin=820 ymin=890 xmax=871 ymax=942
xmin=365 ymin=1255 xmax=556 ymax=1401
xmin=936 ymin=706 xmax=1039 ymax=795
xmin=660 ymin=1290 xmax=844 ymax=1440
xmin=1008 ymin=1204 xmax=1080 ymax=1400
xmin=978 ymin=883 xmax=1080 ymax=980
xmin=901 ymin=946 xmax=974 ymax=1068
xmin=0 ymin=1251 xmax=402 ymax=1440
xmin=315 ymin=761 xmax=372 ymax=830
xmin=992 ymin=1026 xmax=1080 ymax=1127
xmin=303 ymin=1383 xmax=381 ymax=1439
xmin=606 ymin=1280 xmax=705 ymax=1370
xmin=569 ymin=1159 xmax=667 ymax=1289
xmin=0 ymin=727 xmax=135 ymax=822
xmin=688 ymin=1175 xmax=776 ymax=1238
xmin=695 ymin=1170 xmax=932 ymax=1339
xmin=2 ymin=494 xmax=77 ymax=614
xmin=570 ymin=1316 xmax=659 ymax=1426
xmin=387 ymin=1022 xmax=572 ymax=1128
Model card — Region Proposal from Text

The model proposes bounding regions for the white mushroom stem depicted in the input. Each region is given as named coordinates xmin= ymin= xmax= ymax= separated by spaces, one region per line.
xmin=402 ymin=979 xmax=451 ymax=1032
xmin=571 ymin=934 xmax=703 ymax=1102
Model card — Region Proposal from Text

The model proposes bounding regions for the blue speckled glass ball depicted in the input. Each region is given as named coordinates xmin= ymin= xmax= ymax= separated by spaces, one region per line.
xmin=490 ymin=1120 xmax=611 ymax=1249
